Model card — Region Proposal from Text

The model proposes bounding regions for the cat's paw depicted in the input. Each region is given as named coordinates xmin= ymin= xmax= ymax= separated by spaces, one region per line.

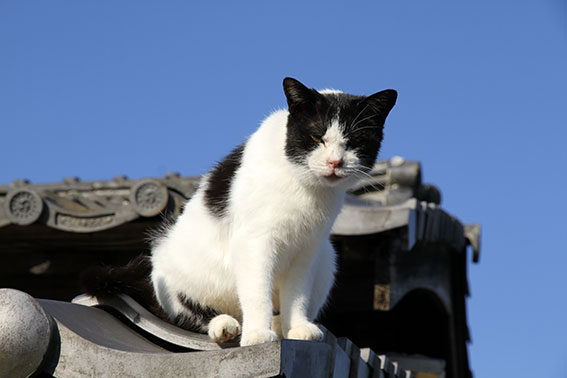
xmin=208 ymin=314 xmax=241 ymax=343
xmin=240 ymin=328 xmax=278 ymax=346
xmin=286 ymin=322 xmax=324 ymax=341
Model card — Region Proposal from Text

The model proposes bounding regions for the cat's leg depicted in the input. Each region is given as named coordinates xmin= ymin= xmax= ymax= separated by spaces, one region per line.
xmin=271 ymin=288 xmax=284 ymax=339
xmin=306 ymin=239 xmax=337 ymax=321
xmin=208 ymin=314 xmax=241 ymax=343
xmin=279 ymin=245 xmax=329 ymax=341
xmin=233 ymin=238 xmax=278 ymax=346
xmin=271 ymin=314 xmax=283 ymax=339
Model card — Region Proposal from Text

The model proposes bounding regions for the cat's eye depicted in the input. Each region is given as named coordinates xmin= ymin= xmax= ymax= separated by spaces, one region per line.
xmin=311 ymin=135 xmax=324 ymax=144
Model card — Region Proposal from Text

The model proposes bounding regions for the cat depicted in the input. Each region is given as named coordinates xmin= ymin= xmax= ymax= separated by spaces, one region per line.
xmin=82 ymin=77 xmax=397 ymax=347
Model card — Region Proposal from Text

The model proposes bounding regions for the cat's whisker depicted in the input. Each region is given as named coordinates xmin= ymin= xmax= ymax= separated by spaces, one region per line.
xmin=350 ymin=125 xmax=380 ymax=134
xmin=350 ymin=114 xmax=379 ymax=132
xmin=346 ymin=168 xmax=385 ymax=192
xmin=343 ymin=167 xmax=375 ymax=180
xmin=350 ymin=104 xmax=370 ymax=130
xmin=348 ymin=168 xmax=372 ymax=177
xmin=355 ymin=182 xmax=384 ymax=193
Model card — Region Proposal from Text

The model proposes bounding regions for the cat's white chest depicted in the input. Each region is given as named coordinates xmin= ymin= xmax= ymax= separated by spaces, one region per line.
xmin=233 ymin=174 xmax=340 ymax=253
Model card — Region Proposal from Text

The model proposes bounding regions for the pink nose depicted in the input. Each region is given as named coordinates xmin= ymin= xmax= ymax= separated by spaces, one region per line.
xmin=327 ymin=159 xmax=343 ymax=169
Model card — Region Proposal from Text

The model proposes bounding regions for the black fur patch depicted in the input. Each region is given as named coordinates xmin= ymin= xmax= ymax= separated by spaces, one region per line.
xmin=81 ymin=256 xmax=218 ymax=333
xmin=80 ymin=254 xmax=168 ymax=320
xmin=204 ymin=144 xmax=245 ymax=217
xmin=282 ymin=77 xmax=397 ymax=169
xmin=175 ymin=293 xmax=219 ymax=332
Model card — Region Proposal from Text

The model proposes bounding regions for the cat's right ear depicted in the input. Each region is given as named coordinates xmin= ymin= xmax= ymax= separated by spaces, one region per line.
xmin=283 ymin=77 xmax=317 ymax=115
xmin=364 ymin=89 xmax=398 ymax=119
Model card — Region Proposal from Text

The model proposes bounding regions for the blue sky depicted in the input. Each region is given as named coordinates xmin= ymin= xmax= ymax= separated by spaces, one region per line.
xmin=1 ymin=1 xmax=566 ymax=376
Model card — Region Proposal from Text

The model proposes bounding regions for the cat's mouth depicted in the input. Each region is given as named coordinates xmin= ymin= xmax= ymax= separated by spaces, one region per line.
xmin=323 ymin=173 xmax=343 ymax=182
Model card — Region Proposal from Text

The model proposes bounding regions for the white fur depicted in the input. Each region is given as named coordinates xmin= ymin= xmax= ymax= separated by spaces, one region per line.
xmin=319 ymin=89 xmax=343 ymax=95
xmin=151 ymin=109 xmax=364 ymax=346
xmin=208 ymin=314 xmax=241 ymax=342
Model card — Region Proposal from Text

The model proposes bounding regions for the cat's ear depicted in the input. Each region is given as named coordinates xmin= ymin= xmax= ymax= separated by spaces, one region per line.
xmin=283 ymin=77 xmax=318 ymax=115
xmin=364 ymin=89 xmax=398 ymax=119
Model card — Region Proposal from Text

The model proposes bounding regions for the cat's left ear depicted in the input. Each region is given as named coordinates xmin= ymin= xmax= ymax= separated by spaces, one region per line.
xmin=364 ymin=89 xmax=398 ymax=118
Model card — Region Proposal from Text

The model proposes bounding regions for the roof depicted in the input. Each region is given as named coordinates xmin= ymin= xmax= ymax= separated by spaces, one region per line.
xmin=0 ymin=157 xmax=480 ymax=377
xmin=0 ymin=287 xmax=431 ymax=377
xmin=0 ymin=173 xmax=198 ymax=232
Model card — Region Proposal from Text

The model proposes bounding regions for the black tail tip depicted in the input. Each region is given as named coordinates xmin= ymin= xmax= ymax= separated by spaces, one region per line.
xmin=79 ymin=265 xmax=120 ymax=296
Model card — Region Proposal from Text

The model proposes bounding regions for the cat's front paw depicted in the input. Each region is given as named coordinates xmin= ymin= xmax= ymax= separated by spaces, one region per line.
xmin=286 ymin=322 xmax=323 ymax=341
xmin=240 ymin=328 xmax=278 ymax=346
xmin=208 ymin=314 xmax=241 ymax=343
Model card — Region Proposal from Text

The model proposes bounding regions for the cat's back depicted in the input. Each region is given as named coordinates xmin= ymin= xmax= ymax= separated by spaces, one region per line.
xmin=244 ymin=109 xmax=289 ymax=164
xmin=154 ymin=109 xmax=291 ymax=245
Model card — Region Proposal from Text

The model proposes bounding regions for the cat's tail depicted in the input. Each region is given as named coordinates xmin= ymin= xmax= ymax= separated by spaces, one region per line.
xmin=80 ymin=254 xmax=164 ymax=317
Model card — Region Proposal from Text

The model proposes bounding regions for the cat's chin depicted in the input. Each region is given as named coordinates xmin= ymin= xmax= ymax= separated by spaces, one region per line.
xmin=319 ymin=173 xmax=351 ymax=187
xmin=323 ymin=173 xmax=343 ymax=182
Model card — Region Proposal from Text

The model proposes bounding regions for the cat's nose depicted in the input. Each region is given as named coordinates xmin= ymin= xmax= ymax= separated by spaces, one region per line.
xmin=327 ymin=158 xmax=343 ymax=169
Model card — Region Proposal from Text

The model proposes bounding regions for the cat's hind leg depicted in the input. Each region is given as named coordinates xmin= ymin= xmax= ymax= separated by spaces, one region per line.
xmin=208 ymin=314 xmax=241 ymax=343
xmin=271 ymin=314 xmax=283 ymax=339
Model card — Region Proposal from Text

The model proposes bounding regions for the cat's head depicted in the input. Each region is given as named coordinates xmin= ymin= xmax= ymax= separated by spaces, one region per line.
xmin=283 ymin=77 xmax=397 ymax=188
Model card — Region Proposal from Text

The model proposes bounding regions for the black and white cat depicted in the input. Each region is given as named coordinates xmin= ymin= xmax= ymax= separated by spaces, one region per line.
xmin=84 ymin=78 xmax=397 ymax=347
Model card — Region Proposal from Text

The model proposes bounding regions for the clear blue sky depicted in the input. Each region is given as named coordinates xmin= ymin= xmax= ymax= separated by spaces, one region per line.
xmin=1 ymin=1 xmax=566 ymax=377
